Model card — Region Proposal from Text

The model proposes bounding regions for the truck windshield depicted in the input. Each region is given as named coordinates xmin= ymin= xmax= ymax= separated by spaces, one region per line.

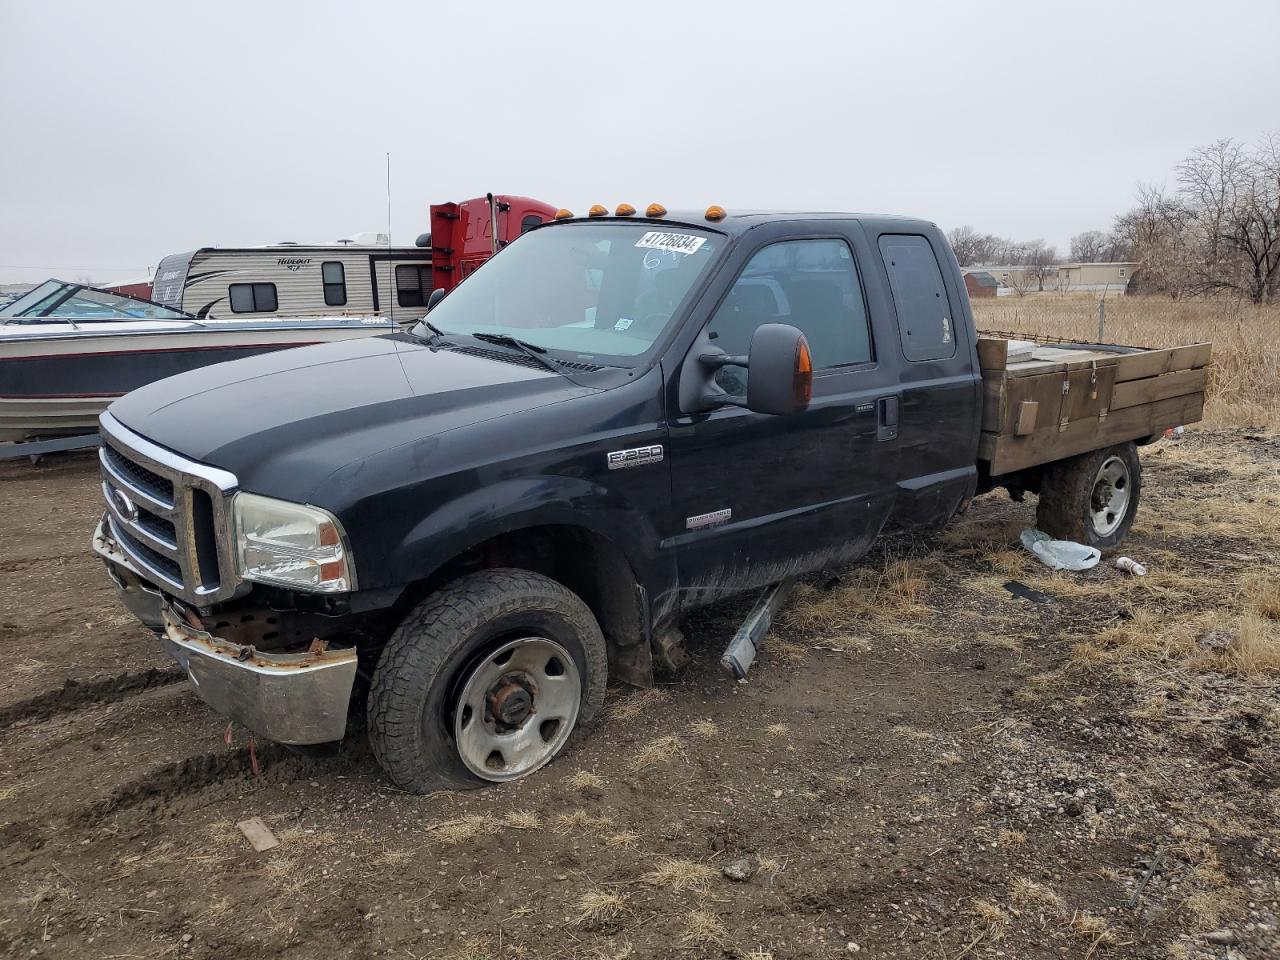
xmin=416 ymin=223 xmax=721 ymax=361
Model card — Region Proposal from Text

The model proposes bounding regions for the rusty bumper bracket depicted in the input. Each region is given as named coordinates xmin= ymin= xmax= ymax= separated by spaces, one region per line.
xmin=160 ymin=602 xmax=357 ymax=745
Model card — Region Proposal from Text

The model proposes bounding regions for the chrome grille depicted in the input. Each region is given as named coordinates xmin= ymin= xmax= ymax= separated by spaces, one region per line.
xmin=98 ymin=413 xmax=246 ymax=606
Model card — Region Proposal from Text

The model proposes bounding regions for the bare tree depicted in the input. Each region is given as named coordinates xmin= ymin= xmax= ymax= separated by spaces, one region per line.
xmin=1071 ymin=230 xmax=1111 ymax=262
xmin=946 ymin=225 xmax=1002 ymax=267
xmin=1175 ymin=136 xmax=1280 ymax=302
xmin=1113 ymin=184 xmax=1192 ymax=297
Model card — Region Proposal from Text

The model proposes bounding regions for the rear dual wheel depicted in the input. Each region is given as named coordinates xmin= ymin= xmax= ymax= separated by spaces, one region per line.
xmin=367 ymin=569 xmax=607 ymax=793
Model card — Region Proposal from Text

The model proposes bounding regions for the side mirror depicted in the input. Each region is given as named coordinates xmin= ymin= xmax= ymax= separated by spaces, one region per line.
xmin=426 ymin=287 xmax=447 ymax=312
xmin=744 ymin=323 xmax=813 ymax=415
xmin=678 ymin=322 xmax=812 ymax=416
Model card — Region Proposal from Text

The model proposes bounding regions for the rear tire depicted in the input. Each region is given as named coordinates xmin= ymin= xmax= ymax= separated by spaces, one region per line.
xmin=367 ymin=568 xmax=608 ymax=793
xmin=1036 ymin=442 xmax=1142 ymax=553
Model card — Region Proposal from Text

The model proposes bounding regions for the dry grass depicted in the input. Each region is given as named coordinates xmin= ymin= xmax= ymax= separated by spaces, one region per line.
xmin=629 ymin=735 xmax=685 ymax=772
xmin=431 ymin=814 xmax=502 ymax=844
xmin=972 ymin=294 xmax=1280 ymax=430
xmin=1010 ymin=877 xmax=1066 ymax=914
xmin=502 ymin=809 xmax=543 ymax=831
xmin=553 ymin=809 xmax=613 ymax=832
xmin=971 ymin=899 xmax=1007 ymax=927
xmin=571 ymin=889 xmax=629 ymax=927
xmin=680 ymin=909 xmax=728 ymax=947
xmin=565 ymin=769 xmax=607 ymax=793
xmin=642 ymin=857 xmax=718 ymax=892
xmin=1069 ymin=910 xmax=1117 ymax=950
xmin=1074 ymin=607 xmax=1280 ymax=678
xmin=689 ymin=718 xmax=719 ymax=738
xmin=609 ymin=687 xmax=671 ymax=720
xmin=604 ymin=830 xmax=640 ymax=848
xmin=764 ymin=722 xmax=791 ymax=738
xmin=781 ymin=555 xmax=939 ymax=632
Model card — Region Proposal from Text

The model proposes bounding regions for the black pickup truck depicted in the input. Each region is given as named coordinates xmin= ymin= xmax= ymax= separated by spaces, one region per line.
xmin=93 ymin=205 xmax=1205 ymax=791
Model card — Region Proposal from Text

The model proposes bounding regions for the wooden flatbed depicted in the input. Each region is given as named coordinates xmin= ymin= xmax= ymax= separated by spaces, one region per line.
xmin=976 ymin=334 xmax=1211 ymax=475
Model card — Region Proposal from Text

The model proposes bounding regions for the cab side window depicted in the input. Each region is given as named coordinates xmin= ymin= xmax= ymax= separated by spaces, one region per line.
xmin=878 ymin=234 xmax=957 ymax=362
xmin=706 ymin=238 xmax=872 ymax=392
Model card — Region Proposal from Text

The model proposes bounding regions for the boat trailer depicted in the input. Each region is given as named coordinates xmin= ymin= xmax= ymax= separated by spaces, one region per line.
xmin=0 ymin=432 xmax=99 ymax=462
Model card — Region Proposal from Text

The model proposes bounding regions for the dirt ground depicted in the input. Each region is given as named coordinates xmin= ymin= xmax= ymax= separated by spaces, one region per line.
xmin=1 ymin=432 xmax=1278 ymax=960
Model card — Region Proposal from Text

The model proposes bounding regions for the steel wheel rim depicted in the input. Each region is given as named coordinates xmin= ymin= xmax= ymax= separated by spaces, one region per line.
xmin=1089 ymin=455 xmax=1131 ymax=537
xmin=452 ymin=636 xmax=581 ymax=782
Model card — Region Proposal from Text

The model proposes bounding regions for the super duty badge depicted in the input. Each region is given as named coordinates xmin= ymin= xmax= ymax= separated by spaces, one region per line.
xmin=607 ymin=444 xmax=664 ymax=470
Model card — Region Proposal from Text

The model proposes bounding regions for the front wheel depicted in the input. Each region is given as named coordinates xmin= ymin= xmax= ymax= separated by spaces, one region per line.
xmin=1036 ymin=442 xmax=1142 ymax=553
xmin=367 ymin=569 xmax=608 ymax=793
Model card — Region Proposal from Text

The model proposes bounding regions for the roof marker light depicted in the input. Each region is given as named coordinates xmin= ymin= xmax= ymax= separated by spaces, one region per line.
xmin=588 ymin=204 xmax=608 ymax=218
xmin=615 ymin=203 xmax=636 ymax=217
xmin=554 ymin=208 xmax=573 ymax=220
xmin=646 ymin=203 xmax=667 ymax=217
xmin=705 ymin=205 xmax=726 ymax=222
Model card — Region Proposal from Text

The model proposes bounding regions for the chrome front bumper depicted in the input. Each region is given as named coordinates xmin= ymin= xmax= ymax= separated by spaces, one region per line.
xmin=94 ymin=516 xmax=357 ymax=745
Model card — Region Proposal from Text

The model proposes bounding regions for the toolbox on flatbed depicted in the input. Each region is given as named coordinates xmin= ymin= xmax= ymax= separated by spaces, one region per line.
xmin=977 ymin=334 xmax=1211 ymax=475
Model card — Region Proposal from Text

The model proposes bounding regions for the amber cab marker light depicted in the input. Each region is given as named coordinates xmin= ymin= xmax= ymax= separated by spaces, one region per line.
xmin=794 ymin=337 xmax=814 ymax=407
xmin=645 ymin=203 xmax=667 ymax=218
xmin=554 ymin=208 xmax=574 ymax=220
xmin=705 ymin=204 xmax=727 ymax=222
xmin=615 ymin=202 xmax=636 ymax=217
xmin=588 ymin=204 xmax=608 ymax=218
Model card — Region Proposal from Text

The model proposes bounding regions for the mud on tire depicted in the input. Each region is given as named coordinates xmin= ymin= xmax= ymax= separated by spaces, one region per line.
xmin=1036 ymin=441 xmax=1142 ymax=553
xmin=367 ymin=568 xmax=608 ymax=793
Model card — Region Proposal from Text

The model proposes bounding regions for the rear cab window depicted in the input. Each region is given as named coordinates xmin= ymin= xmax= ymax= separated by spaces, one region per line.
xmin=877 ymin=234 xmax=956 ymax=362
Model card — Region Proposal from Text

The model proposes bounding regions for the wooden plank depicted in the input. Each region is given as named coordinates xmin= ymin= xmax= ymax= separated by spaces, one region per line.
xmin=986 ymin=392 xmax=1204 ymax=475
xmin=1113 ymin=343 xmax=1212 ymax=383
xmin=977 ymin=337 xmax=1009 ymax=370
xmin=980 ymin=372 xmax=1007 ymax=433
xmin=1110 ymin=367 xmax=1208 ymax=411
xmin=1015 ymin=401 xmax=1039 ymax=436
xmin=237 ymin=817 xmax=280 ymax=853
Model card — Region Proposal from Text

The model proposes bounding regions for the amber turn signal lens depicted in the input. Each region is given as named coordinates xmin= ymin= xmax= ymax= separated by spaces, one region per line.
xmin=554 ymin=208 xmax=573 ymax=220
xmin=793 ymin=336 xmax=813 ymax=409
xmin=645 ymin=203 xmax=667 ymax=218
xmin=705 ymin=204 xmax=726 ymax=221
xmin=588 ymin=204 xmax=608 ymax=217
xmin=615 ymin=203 xmax=636 ymax=217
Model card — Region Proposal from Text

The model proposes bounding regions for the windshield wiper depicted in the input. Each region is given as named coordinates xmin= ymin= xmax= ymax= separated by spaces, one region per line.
xmin=409 ymin=318 xmax=446 ymax=346
xmin=469 ymin=332 xmax=583 ymax=384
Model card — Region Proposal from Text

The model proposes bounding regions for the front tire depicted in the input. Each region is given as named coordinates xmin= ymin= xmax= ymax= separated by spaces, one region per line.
xmin=367 ymin=569 xmax=608 ymax=793
xmin=1036 ymin=442 xmax=1142 ymax=553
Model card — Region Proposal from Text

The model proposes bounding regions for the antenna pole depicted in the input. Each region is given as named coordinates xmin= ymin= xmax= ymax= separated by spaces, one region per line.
xmin=386 ymin=151 xmax=394 ymax=322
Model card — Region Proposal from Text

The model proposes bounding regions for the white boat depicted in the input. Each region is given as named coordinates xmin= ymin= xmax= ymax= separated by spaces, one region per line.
xmin=0 ymin=279 xmax=399 ymax=442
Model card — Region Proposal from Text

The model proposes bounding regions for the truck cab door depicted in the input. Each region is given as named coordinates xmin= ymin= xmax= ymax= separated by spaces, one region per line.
xmin=664 ymin=230 xmax=901 ymax=605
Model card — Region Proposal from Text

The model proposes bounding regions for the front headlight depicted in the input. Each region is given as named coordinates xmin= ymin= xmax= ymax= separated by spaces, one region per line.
xmin=233 ymin=492 xmax=354 ymax=593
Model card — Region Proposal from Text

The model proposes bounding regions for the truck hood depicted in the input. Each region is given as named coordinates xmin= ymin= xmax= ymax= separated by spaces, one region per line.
xmin=108 ymin=333 xmax=593 ymax=501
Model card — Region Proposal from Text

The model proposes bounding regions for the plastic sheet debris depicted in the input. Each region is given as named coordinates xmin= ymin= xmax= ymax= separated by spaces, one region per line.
xmin=1019 ymin=528 xmax=1101 ymax=571
xmin=1115 ymin=556 xmax=1147 ymax=576
xmin=1003 ymin=580 xmax=1051 ymax=603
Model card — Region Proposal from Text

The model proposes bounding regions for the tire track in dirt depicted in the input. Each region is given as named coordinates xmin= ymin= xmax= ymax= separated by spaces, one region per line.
xmin=78 ymin=745 xmax=290 ymax=823
xmin=0 ymin=666 xmax=184 ymax=728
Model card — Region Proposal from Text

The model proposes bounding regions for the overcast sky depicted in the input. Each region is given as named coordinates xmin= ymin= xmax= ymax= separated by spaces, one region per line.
xmin=2 ymin=0 xmax=1277 ymax=284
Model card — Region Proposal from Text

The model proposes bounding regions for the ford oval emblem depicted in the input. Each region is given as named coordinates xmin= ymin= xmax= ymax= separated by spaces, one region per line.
xmin=112 ymin=487 xmax=138 ymax=522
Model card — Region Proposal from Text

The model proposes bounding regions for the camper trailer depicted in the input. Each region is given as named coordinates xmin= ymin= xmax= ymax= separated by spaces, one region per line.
xmin=149 ymin=237 xmax=433 ymax=322
xmin=149 ymin=196 xmax=560 ymax=323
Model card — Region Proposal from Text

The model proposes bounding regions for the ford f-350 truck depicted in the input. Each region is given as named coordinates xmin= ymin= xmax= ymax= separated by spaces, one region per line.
xmin=93 ymin=204 xmax=1209 ymax=792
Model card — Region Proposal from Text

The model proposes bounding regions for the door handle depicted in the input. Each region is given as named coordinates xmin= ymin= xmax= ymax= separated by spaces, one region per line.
xmin=877 ymin=396 xmax=899 ymax=441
